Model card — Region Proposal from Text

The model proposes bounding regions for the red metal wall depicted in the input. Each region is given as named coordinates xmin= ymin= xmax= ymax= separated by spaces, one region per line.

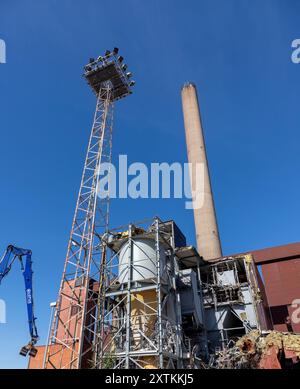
xmin=251 ymin=242 xmax=300 ymax=333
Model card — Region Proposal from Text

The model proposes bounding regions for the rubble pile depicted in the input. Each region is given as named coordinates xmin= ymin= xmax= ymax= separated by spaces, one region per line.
xmin=214 ymin=330 xmax=300 ymax=369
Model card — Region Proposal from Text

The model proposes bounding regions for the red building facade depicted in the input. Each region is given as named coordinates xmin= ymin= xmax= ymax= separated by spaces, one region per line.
xmin=251 ymin=242 xmax=300 ymax=333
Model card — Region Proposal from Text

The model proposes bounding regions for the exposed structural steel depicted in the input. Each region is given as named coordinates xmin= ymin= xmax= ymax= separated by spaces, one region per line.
xmin=201 ymin=254 xmax=263 ymax=354
xmin=0 ymin=245 xmax=39 ymax=357
xmin=181 ymin=83 xmax=222 ymax=261
xmin=44 ymin=48 xmax=135 ymax=369
xmin=96 ymin=218 xmax=184 ymax=369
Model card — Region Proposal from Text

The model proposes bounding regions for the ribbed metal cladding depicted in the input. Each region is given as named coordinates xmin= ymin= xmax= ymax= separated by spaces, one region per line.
xmin=181 ymin=83 xmax=222 ymax=261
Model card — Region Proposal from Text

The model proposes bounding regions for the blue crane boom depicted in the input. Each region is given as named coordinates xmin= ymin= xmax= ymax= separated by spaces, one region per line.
xmin=0 ymin=245 xmax=39 ymax=357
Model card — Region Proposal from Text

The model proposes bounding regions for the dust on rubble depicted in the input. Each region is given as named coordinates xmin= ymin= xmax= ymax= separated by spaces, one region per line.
xmin=212 ymin=330 xmax=300 ymax=369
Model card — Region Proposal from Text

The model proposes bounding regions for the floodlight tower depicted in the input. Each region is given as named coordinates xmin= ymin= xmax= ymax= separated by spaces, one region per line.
xmin=44 ymin=48 xmax=135 ymax=369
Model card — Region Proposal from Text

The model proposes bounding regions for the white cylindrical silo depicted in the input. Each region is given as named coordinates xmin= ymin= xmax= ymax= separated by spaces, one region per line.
xmin=118 ymin=238 xmax=166 ymax=284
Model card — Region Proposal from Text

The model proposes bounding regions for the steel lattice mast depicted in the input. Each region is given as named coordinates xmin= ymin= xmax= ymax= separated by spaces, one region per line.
xmin=44 ymin=48 xmax=134 ymax=369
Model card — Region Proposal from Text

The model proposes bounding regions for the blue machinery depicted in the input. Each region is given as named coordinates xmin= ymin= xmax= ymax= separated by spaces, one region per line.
xmin=0 ymin=245 xmax=39 ymax=357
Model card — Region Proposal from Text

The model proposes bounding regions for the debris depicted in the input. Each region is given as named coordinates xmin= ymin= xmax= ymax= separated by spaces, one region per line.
xmin=213 ymin=330 xmax=300 ymax=369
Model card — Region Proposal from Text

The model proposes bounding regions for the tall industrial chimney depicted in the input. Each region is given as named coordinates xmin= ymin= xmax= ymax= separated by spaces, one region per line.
xmin=181 ymin=83 xmax=222 ymax=261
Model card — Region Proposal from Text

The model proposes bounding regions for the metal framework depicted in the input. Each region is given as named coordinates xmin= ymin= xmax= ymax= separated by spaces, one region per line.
xmin=95 ymin=218 xmax=184 ymax=369
xmin=201 ymin=255 xmax=262 ymax=353
xmin=44 ymin=49 xmax=134 ymax=369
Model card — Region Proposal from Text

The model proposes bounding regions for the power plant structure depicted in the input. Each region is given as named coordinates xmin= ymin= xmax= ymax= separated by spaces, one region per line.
xmin=97 ymin=218 xmax=211 ymax=369
xmin=28 ymin=48 xmax=300 ymax=370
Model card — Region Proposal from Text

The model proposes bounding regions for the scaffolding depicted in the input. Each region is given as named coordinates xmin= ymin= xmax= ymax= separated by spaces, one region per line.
xmin=95 ymin=217 xmax=184 ymax=369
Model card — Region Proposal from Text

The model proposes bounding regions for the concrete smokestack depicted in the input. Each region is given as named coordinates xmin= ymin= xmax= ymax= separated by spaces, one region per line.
xmin=181 ymin=83 xmax=222 ymax=261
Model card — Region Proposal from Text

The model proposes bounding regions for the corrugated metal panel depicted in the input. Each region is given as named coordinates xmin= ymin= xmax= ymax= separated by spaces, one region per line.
xmin=252 ymin=242 xmax=300 ymax=264
xmin=262 ymin=259 xmax=300 ymax=307
xmin=258 ymin=258 xmax=300 ymax=332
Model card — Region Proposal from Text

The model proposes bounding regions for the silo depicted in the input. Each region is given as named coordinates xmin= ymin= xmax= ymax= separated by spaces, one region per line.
xmin=118 ymin=238 xmax=166 ymax=284
xmin=115 ymin=235 xmax=175 ymax=368
xmin=103 ymin=220 xmax=183 ymax=369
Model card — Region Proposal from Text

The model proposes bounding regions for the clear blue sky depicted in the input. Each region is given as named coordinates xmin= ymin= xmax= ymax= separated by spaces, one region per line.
xmin=0 ymin=0 xmax=299 ymax=368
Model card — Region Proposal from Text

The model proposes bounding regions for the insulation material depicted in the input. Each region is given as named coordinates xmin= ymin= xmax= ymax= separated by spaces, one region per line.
xmin=214 ymin=330 xmax=300 ymax=369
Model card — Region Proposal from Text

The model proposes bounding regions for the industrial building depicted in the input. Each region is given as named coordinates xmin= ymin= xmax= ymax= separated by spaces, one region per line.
xmin=28 ymin=49 xmax=300 ymax=369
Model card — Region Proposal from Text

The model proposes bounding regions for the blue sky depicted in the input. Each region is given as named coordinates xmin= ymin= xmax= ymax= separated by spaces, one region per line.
xmin=0 ymin=0 xmax=299 ymax=368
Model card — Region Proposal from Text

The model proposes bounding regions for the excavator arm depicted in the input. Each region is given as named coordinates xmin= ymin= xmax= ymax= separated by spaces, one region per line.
xmin=0 ymin=245 xmax=39 ymax=357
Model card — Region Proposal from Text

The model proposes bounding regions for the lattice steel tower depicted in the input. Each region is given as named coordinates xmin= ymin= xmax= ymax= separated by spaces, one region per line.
xmin=44 ymin=48 xmax=134 ymax=369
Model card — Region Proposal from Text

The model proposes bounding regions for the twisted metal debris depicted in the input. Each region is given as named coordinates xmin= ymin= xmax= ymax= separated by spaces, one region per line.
xmin=213 ymin=330 xmax=300 ymax=369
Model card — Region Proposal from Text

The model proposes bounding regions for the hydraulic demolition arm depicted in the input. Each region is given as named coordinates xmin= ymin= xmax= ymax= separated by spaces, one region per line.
xmin=0 ymin=245 xmax=39 ymax=357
